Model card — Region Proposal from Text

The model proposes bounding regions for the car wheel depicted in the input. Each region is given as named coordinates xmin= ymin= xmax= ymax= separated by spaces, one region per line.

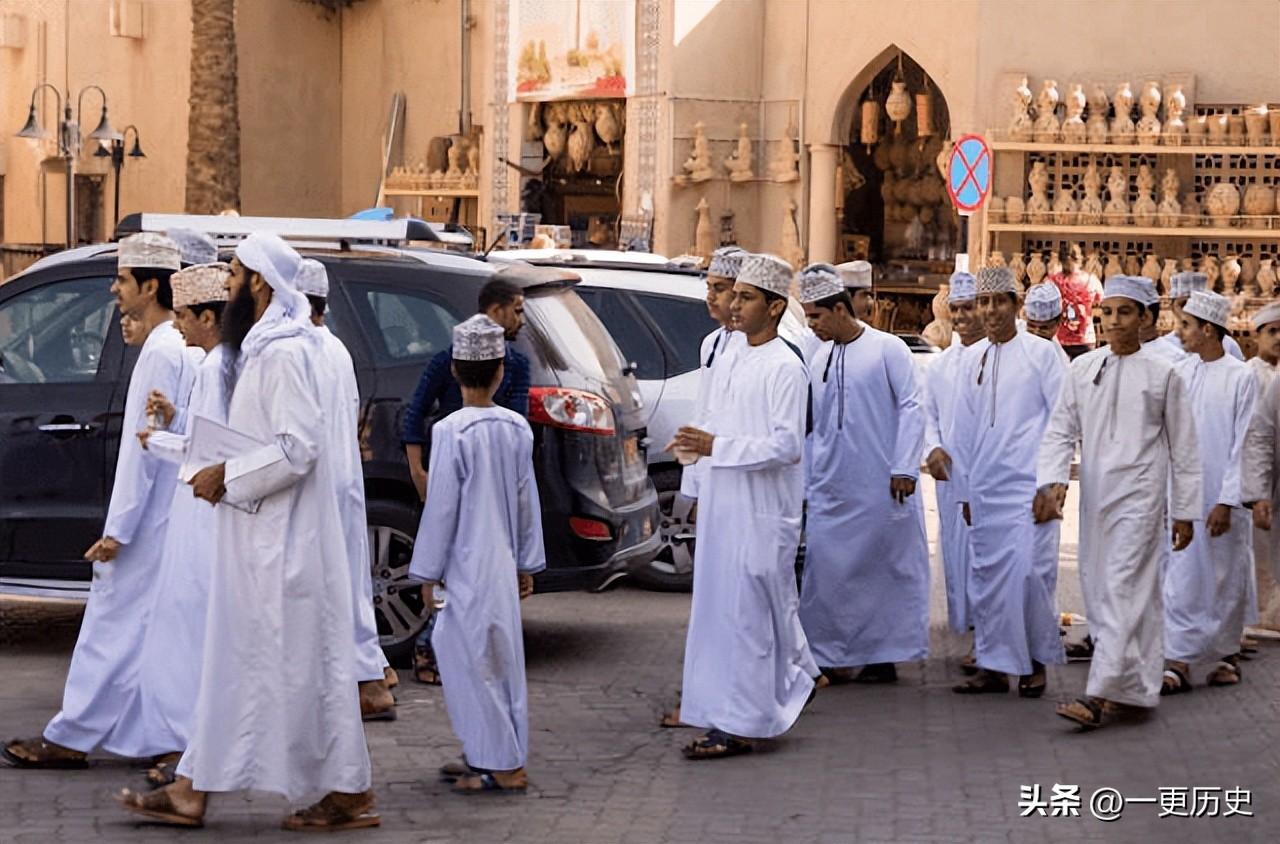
xmin=630 ymin=467 xmax=694 ymax=592
xmin=366 ymin=498 xmax=428 ymax=667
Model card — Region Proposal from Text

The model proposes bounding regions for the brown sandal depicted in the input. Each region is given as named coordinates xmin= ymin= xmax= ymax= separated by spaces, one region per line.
xmin=117 ymin=787 xmax=204 ymax=828
xmin=659 ymin=706 xmax=689 ymax=728
xmin=1056 ymin=696 xmax=1106 ymax=730
xmin=2 ymin=737 xmax=88 ymax=769
xmin=281 ymin=791 xmax=381 ymax=831
xmin=453 ymin=770 xmax=528 ymax=794
xmin=952 ymin=670 xmax=1009 ymax=695
xmin=1207 ymin=659 xmax=1241 ymax=687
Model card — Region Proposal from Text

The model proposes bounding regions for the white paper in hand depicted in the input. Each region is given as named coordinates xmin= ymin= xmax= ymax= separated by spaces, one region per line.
xmin=181 ymin=415 xmax=268 ymax=513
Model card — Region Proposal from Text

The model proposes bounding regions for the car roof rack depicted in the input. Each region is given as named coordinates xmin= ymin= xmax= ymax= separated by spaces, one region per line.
xmin=114 ymin=213 xmax=475 ymax=248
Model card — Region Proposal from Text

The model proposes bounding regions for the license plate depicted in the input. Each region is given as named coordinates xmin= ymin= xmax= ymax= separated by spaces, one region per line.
xmin=623 ymin=436 xmax=639 ymax=465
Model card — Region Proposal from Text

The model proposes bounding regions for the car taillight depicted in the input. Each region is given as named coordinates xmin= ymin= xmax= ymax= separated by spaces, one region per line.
xmin=568 ymin=517 xmax=613 ymax=541
xmin=528 ymin=387 xmax=615 ymax=435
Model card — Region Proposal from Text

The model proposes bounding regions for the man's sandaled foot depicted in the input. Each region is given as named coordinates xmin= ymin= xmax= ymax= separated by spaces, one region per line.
xmin=383 ymin=666 xmax=400 ymax=690
xmin=952 ymin=669 xmax=1009 ymax=695
xmin=282 ymin=790 xmax=381 ymax=831
xmin=819 ymin=667 xmax=856 ymax=685
xmin=1207 ymin=658 xmax=1241 ymax=687
xmin=659 ymin=706 xmax=689 ymax=728
xmin=852 ymin=663 xmax=898 ymax=684
xmin=439 ymin=757 xmax=473 ymax=782
xmin=1240 ymin=636 xmax=1259 ymax=653
xmin=1056 ymin=696 xmax=1106 ymax=730
xmin=1161 ymin=663 xmax=1193 ymax=696
xmin=959 ymin=653 xmax=978 ymax=676
xmin=359 ymin=679 xmax=397 ymax=722
xmin=1 ymin=737 xmax=87 ymax=769
xmin=144 ymin=752 xmax=183 ymax=788
xmin=682 ymin=729 xmax=754 ymax=761
xmin=117 ymin=786 xmax=204 ymax=828
xmin=1064 ymin=636 xmax=1094 ymax=662
xmin=453 ymin=769 xmax=528 ymax=794
xmin=1017 ymin=663 xmax=1047 ymax=699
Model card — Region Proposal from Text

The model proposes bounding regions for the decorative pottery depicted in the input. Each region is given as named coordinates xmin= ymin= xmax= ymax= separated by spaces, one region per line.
xmin=1207 ymin=114 xmax=1228 ymax=144
xmin=1103 ymin=252 xmax=1123 ymax=280
xmin=1164 ymin=84 xmax=1187 ymax=145
xmin=1141 ymin=253 xmax=1161 ymax=282
xmin=679 ymin=121 xmax=714 ymax=183
xmin=1026 ymin=252 xmax=1047 ymax=285
xmin=1270 ymin=111 xmax=1280 ymax=145
xmin=1228 ymin=113 xmax=1246 ymax=144
xmin=1132 ymin=165 xmax=1158 ymax=226
xmin=1243 ymin=183 xmax=1277 ymax=227
xmin=1258 ymin=258 xmax=1278 ymax=297
xmin=1124 ymin=254 xmax=1141 ymax=277
xmin=885 ymin=80 xmax=912 ymax=135
xmin=1161 ymin=258 xmax=1178 ymax=293
xmin=1052 ymin=179 xmax=1078 ymax=224
xmin=1027 ymin=161 xmax=1052 ymax=224
xmin=1009 ymin=252 xmax=1026 ymax=284
xmin=1246 ymin=106 xmax=1269 ymax=147
xmin=1033 ymin=79 xmax=1061 ymax=143
xmin=1086 ymin=83 xmax=1110 ymax=144
xmin=1104 ymin=165 xmax=1129 ymax=225
xmin=1084 ymin=250 xmax=1104 ymax=280
xmin=916 ymin=88 xmax=934 ymax=138
xmin=694 ymin=197 xmax=714 ymax=259
xmin=1135 ymin=81 xmax=1162 ymax=145
xmin=1205 ymin=182 xmax=1242 ymax=226
xmin=1241 ymin=256 xmax=1258 ymax=293
xmin=988 ymin=250 xmax=1007 ymax=268
xmin=1188 ymin=115 xmax=1208 ymax=145
xmin=1157 ymin=168 xmax=1182 ymax=228
xmin=986 ymin=195 xmax=1005 ymax=223
xmin=1223 ymin=255 xmax=1242 ymax=292
xmin=1061 ymin=84 xmax=1087 ymax=143
xmin=1004 ymin=195 xmax=1025 ymax=224
xmin=1079 ymin=160 xmax=1104 ymax=224
xmin=1009 ymin=76 xmax=1034 ymax=141
xmin=724 ymin=122 xmax=754 ymax=182
xmin=860 ymin=98 xmax=880 ymax=151
xmin=1110 ymin=82 xmax=1135 ymax=143
xmin=781 ymin=198 xmax=804 ymax=269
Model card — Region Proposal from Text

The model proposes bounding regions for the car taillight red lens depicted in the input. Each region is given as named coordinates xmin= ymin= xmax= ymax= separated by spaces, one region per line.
xmin=568 ymin=516 xmax=613 ymax=541
xmin=528 ymin=387 xmax=615 ymax=435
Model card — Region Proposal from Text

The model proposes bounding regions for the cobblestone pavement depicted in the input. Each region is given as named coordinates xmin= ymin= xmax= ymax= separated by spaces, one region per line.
xmin=1 ymin=480 xmax=1276 ymax=843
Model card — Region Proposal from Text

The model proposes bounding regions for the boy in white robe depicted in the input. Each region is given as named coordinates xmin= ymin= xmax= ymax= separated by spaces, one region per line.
xmin=118 ymin=233 xmax=377 ymax=831
xmin=797 ymin=264 xmax=929 ymax=685
xmin=295 ymin=258 xmax=397 ymax=720
xmin=1157 ymin=271 xmax=1245 ymax=360
xmin=408 ymin=314 xmax=545 ymax=793
xmin=923 ymin=273 xmax=982 ymax=642
xmin=952 ymin=267 xmax=1066 ymax=698
xmin=1023 ymin=281 xmax=1072 ymax=366
xmin=670 ymin=253 xmax=818 ymax=760
xmin=132 ymin=262 xmax=232 ymax=788
xmin=3 ymin=234 xmax=199 ymax=769
xmin=1036 ymin=276 xmax=1201 ymax=730
xmin=836 ymin=259 xmax=876 ymax=323
xmin=1243 ymin=302 xmax=1280 ymax=631
xmin=1162 ymin=291 xmax=1256 ymax=693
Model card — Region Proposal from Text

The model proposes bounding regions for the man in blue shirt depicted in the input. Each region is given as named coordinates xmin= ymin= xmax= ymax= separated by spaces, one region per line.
xmin=402 ymin=278 xmax=532 ymax=684
xmin=401 ymin=278 xmax=532 ymax=500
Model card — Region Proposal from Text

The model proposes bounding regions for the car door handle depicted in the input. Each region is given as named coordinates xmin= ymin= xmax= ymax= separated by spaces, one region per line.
xmin=38 ymin=422 xmax=97 ymax=433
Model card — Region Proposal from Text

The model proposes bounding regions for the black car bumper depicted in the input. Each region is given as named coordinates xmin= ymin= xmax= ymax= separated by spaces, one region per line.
xmin=533 ymin=484 xmax=662 ymax=592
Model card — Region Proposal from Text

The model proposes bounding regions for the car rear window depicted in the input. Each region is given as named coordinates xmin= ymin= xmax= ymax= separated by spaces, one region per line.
xmin=574 ymin=289 xmax=665 ymax=380
xmin=522 ymin=289 xmax=623 ymax=383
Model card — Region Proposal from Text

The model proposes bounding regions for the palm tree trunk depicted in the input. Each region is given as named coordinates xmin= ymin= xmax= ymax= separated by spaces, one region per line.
xmin=185 ymin=0 xmax=241 ymax=214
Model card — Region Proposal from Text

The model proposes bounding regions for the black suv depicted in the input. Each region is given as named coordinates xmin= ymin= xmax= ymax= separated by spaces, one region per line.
xmin=0 ymin=226 xmax=661 ymax=662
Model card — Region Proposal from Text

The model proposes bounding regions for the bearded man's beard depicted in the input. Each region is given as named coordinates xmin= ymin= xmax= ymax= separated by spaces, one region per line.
xmin=221 ymin=281 xmax=257 ymax=353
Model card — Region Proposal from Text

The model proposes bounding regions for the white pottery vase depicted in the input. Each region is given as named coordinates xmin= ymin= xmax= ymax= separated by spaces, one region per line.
xmin=1205 ymin=182 xmax=1242 ymax=227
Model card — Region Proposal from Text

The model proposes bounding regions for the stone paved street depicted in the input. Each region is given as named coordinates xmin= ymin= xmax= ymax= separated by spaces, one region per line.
xmin=1 ymin=479 xmax=1276 ymax=843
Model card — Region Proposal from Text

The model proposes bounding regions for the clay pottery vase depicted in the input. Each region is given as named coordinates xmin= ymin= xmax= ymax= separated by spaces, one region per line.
xmin=1243 ymin=183 xmax=1277 ymax=227
xmin=1141 ymin=254 xmax=1161 ymax=281
xmin=1258 ymin=259 xmax=1278 ymax=296
xmin=1270 ymin=111 xmax=1280 ymax=145
xmin=1228 ymin=113 xmax=1247 ymax=144
xmin=1207 ymin=114 xmax=1228 ymax=145
xmin=1103 ymin=253 xmax=1123 ymax=280
xmin=1205 ymin=182 xmax=1242 ymax=227
xmin=1052 ymin=183 xmax=1078 ymax=224
xmin=1004 ymin=195 xmax=1025 ymax=224
xmin=1245 ymin=108 xmax=1268 ymax=146
xmin=989 ymin=250 xmax=1007 ymax=268
xmin=1223 ymin=255 xmax=1243 ymax=292
xmin=1124 ymin=254 xmax=1141 ymax=277
xmin=1008 ymin=252 xmax=1026 ymax=284
xmin=1188 ymin=115 xmax=1208 ymax=145
xmin=1160 ymin=259 xmax=1178 ymax=293
xmin=885 ymin=80 xmax=912 ymax=134
xmin=1240 ymin=256 xmax=1259 ymax=294
xmin=986 ymin=196 xmax=1005 ymax=224
xmin=1026 ymin=253 xmax=1047 ymax=285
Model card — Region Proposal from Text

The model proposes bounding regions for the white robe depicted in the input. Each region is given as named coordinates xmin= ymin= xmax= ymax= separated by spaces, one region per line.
xmin=315 ymin=325 xmax=387 ymax=682
xmin=1142 ymin=337 xmax=1184 ymax=364
xmin=800 ymin=328 xmax=930 ymax=667
xmin=952 ymin=333 xmax=1065 ymax=676
xmin=1165 ymin=355 xmax=1255 ymax=662
xmin=177 ymin=328 xmax=370 ymax=802
xmin=1244 ymin=357 xmax=1277 ymax=621
xmin=1037 ymin=346 xmax=1202 ymax=708
xmin=680 ymin=327 xmax=744 ymax=501
xmin=1157 ymin=330 xmax=1243 ymax=361
xmin=1245 ymin=372 xmax=1280 ymax=587
xmin=922 ymin=340 xmax=975 ymax=633
xmin=408 ymin=406 xmax=545 ymax=770
xmin=680 ymin=336 xmax=817 ymax=738
xmin=133 ymin=344 xmax=229 ymax=755
xmin=44 ymin=322 xmax=199 ymax=756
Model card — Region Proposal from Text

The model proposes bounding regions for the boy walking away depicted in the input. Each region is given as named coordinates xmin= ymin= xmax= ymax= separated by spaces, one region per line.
xmin=408 ymin=315 xmax=545 ymax=794
xmin=1243 ymin=302 xmax=1280 ymax=632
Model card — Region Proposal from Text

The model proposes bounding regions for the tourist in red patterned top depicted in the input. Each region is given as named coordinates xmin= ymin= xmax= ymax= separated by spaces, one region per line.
xmin=1049 ymin=244 xmax=1102 ymax=359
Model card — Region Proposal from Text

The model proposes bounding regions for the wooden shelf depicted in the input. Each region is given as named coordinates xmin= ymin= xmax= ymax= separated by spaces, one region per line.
xmin=384 ymin=188 xmax=480 ymax=198
xmin=990 ymin=141 xmax=1280 ymax=157
xmin=988 ymin=222 xmax=1280 ymax=239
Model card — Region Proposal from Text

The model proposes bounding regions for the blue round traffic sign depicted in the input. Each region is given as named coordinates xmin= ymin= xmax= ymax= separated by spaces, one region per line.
xmin=947 ymin=134 xmax=992 ymax=213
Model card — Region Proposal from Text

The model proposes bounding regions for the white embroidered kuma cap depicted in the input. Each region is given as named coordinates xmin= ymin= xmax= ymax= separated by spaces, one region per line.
xmin=452 ymin=314 xmax=506 ymax=361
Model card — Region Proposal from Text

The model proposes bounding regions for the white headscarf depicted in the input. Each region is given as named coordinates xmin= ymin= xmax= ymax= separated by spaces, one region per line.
xmin=233 ymin=233 xmax=315 ymax=360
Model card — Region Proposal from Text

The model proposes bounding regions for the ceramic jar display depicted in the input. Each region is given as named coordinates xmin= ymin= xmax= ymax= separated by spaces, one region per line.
xmin=1204 ymin=182 xmax=1242 ymax=226
xmin=1242 ymin=182 xmax=1277 ymax=227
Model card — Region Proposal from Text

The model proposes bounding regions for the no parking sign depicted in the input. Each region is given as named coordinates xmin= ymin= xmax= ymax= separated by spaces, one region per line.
xmin=946 ymin=134 xmax=992 ymax=214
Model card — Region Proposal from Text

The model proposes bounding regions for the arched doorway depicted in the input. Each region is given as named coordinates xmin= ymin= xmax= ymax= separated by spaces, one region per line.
xmin=837 ymin=49 xmax=958 ymax=335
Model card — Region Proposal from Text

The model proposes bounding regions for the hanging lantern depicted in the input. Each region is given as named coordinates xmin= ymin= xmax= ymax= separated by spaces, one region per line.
xmin=916 ymin=77 xmax=934 ymax=139
xmin=884 ymin=52 xmax=912 ymax=135
xmin=860 ymin=98 xmax=880 ymax=152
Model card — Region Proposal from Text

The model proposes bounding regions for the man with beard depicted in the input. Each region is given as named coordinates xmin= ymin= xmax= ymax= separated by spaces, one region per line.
xmin=132 ymin=262 xmax=233 ymax=788
xmin=951 ymin=267 xmax=1066 ymax=699
xmin=401 ymin=276 xmax=531 ymax=684
xmin=118 ymin=233 xmax=377 ymax=831
xmin=923 ymin=273 xmax=982 ymax=649
xmin=670 ymin=253 xmax=818 ymax=760
xmin=3 ymin=234 xmax=199 ymax=770
xmin=797 ymin=263 xmax=929 ymax=686
xmin=295 ymin=258 xmax=396 ymax=719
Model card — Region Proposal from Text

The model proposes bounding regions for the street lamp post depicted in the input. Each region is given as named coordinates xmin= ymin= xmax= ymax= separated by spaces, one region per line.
xmin=95 ymin=125 xmax=146 ymax=229
xmin=16 ymin=83 xmax=122 ymax=249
